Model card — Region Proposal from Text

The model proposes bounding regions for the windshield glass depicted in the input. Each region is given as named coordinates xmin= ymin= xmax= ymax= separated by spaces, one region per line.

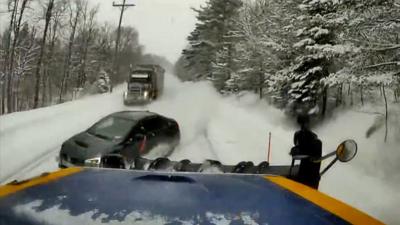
xmin=87 ymin=116 xmax=136 ymax=141
xmin=129 ymin=72 xmax=151 ymax=83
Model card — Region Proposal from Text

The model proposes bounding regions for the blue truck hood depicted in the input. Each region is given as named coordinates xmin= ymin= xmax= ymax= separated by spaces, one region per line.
xmin=0 ymin=168 xmax=383 ymax=225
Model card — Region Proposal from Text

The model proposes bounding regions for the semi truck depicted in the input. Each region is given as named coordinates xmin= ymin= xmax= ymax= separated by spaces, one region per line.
xmin=123 ymin=64 xmax=165 ymax=105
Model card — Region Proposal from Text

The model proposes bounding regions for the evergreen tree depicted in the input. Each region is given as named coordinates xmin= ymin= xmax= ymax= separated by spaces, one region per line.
xmin=284 ymin=0 xmax=352 ymax=116
xmin=182 ymin=0 xmax=242 ymax=89
xmin=178 ymin=0 xmax=398 ymax=118
xmin=224 ymin=0 xmax=301 ymax=99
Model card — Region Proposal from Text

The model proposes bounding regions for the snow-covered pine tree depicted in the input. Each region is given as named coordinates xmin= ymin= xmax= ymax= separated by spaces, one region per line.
xmin=345 ymin=0 xmax=400 ymax=102
xmin=182 ymin=23 xmax=215 ymax=80
xmin=230 ymin=0 xmax=297 ymax=98
xmin=284 ymin=0 xmax=353 ymax=116
xmin=182 ymin=0 xmax=242 ymax=89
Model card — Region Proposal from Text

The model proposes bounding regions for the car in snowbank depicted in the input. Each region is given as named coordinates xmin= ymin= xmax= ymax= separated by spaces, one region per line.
xmin=58 ymin=111 xmax=180 ymax=168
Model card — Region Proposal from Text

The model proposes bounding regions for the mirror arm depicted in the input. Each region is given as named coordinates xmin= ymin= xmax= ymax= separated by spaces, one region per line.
xmin=319 ymin=157 xmax=338 ymax=176
xmin=289 ymin=158 xmax=295 ymax=177
xmin=313 ymin=151 xmax=336 ymax=163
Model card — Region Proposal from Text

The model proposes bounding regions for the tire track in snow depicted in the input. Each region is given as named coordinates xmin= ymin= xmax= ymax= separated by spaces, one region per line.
xmin=169 ymin=124 xmax=219 ymax=162
xmin=203 ymin=128 xmax=219 ymax=160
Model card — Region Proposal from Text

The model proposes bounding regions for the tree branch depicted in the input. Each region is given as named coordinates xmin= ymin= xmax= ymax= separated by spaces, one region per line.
xmin=369 ymin=44 xmax=400 ymax=52
xmin=363 ymin=61 xmax=400 ymax=69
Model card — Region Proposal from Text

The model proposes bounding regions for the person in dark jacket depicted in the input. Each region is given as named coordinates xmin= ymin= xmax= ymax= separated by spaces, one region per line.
xmin=290 ymin=115 xmax=322 ymax=189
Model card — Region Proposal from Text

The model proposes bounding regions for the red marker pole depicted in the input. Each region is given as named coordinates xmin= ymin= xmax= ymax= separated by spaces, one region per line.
xmin=267 ymin=132 xmax=272 ymax=163
xmin=139 ymin=136 xmax=147 ymax=154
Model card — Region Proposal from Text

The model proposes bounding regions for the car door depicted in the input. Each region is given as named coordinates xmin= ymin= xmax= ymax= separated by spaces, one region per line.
xmin=148 ymin=116 xmax=180 ymax=154
xmin=119 ymin=123 xmax=145 ymax=162
xmin=140 ymin=116 xmax=164 ymax=152
xmin=155 ymin=117 xmax=175 ymax=143
xmin=163 ymin=118 xmax=179 ymax=140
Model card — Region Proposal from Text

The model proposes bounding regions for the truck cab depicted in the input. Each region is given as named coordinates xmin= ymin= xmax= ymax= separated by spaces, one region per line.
xmin=123 ymin=64 xmax=165 ymax=105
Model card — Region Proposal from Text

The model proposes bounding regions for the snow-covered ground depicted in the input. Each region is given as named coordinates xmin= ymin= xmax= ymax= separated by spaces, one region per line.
xmin=1 ymin=74 xmax=399 ymax=224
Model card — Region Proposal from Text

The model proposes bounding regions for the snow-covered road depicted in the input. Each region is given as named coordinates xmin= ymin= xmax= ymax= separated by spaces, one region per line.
xmin=1 ymin=74 xmax=399 ymax=224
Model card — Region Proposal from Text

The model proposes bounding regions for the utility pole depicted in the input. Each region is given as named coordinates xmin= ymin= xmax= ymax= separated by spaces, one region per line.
xmin=112 ymin=0 xmax=135 ymax=80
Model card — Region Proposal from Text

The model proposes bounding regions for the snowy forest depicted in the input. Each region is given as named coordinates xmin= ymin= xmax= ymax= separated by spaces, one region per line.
xmin=0 ymin=0 xmax=172 ymax=114
xmin=176 ymin=0 xmax=400 ymax=127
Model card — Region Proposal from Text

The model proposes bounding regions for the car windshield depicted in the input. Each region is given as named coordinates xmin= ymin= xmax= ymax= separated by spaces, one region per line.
xmin=87 ymin=116 xmax=136 ymax=141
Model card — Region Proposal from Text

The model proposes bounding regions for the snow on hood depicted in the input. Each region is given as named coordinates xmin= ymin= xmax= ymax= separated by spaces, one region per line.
xmin=13 ymin=200 xmax=260 ymax=225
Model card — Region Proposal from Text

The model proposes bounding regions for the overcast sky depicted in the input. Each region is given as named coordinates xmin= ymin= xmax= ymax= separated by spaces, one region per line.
xmin=89 ymin=0 xmax=206 ymax=63
xmin=0 ymin=0 xmax=207 ymax=63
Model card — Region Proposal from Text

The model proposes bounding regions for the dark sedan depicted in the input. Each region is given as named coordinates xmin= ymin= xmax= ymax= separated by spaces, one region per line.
xmin=59 ymin=111 xmax=180 ymax=168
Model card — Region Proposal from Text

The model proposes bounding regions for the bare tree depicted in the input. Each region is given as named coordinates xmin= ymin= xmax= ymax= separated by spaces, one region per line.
xmin=76 ymin=2 xmax=98 ymax=89
xmin=15 ymin=27 xmax=39 ymax=111
xmin=2 ymin=0 xmax=18 ymax=114
xmin=59 ymin=0 xmax=82 ymax=103
xmin=7 ymin=0 xmax=29 ymax=112
xmin=42 ymin=0 xmax=67 ymax=106
xmin=0 ymin=0 xmax=144 ymax=112
xmin=33 ymin=0 xmax=54 ymax=108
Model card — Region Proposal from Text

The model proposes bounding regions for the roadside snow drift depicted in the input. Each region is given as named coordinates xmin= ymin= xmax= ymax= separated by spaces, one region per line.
xmin=1 ymin=74 xmax=399 ymax=224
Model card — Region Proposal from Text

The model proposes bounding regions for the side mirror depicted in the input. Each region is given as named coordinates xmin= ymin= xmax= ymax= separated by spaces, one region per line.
xmin=336 ymin=139 xmax=357 ymax=162
xmin=316 ymin=139 xmax=358 ymax=177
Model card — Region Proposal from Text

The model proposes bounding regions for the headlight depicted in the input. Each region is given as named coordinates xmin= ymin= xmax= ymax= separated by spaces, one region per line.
xmin=84 ymin=157 xmax=101 ymax=167
xmin=123 ymin=91 xmax=127 ymax=99
xmin=143 ymin=91 xmax=149 ymax=98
